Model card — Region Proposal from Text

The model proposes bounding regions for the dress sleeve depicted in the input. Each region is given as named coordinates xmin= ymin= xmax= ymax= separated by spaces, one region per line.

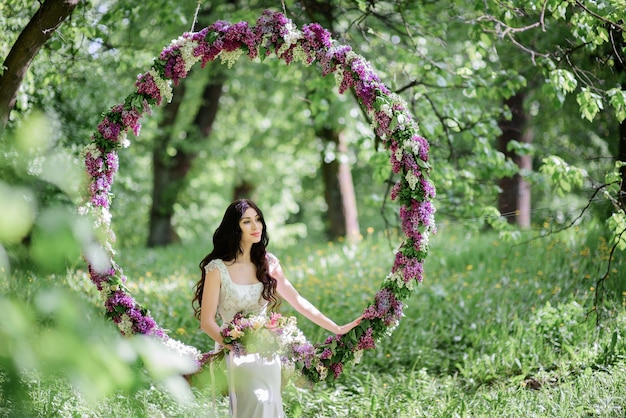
xmin=204 ymin=259 xmax=219 ymax=273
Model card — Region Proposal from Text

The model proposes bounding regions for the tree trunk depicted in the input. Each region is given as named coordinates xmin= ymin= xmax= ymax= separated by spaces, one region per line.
xmin=497 ymin=91 xmax=532 ymax=227
xmin=0 ymin=0 xmax=80 ymax=134
xmin=147 ymin=76 xmax=224 ymax=247
xmin=319 ymin=127 xmax=360 ymax=241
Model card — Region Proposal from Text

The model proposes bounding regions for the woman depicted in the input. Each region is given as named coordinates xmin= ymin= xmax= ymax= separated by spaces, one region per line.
xmin=192 ymin=199 xmax=362 ymax=417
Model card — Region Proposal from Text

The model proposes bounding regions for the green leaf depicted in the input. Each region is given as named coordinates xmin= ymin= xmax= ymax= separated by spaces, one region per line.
xmin=576 ymin=88 xmax=604 ymax=121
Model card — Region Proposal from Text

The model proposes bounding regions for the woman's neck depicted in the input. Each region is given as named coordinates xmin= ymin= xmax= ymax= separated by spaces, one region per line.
xmin=236 ymin=244 xmax=253 ymax=263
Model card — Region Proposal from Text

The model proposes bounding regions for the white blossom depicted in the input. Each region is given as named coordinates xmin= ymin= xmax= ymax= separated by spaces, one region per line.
xmin=148 ymin=68 xmax=173 ymax=103
xmin=179 ymin=40 xmax=201 ymax=72
xmin=405 ymin=170 xmax=419 ymax=190
xmin=219 ymin=49 xmax=244 ymax=68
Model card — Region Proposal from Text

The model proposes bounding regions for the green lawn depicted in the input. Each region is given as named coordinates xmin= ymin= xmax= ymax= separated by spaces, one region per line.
xmin=2 ymin=221 xmax=625 ymax=417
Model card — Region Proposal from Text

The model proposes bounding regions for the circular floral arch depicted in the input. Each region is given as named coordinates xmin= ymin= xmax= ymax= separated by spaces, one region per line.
xmin=82 ymin=9 xmax=436 ymax=383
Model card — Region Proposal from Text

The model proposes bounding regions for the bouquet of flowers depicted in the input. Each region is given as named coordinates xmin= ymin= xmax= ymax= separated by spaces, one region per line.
xmin=222 ymin=311 xmax=283 ymax=358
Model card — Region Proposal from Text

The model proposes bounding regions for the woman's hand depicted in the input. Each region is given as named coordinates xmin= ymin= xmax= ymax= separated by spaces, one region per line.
xmin=336 ymin=315 xmax=363 ymax=335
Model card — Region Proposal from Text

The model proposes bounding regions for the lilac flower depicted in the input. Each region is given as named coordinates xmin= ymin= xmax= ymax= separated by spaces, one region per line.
xmin=105 ymin=290 xmax=135 ymax=311
xmin=163 ymin=53 xmax=188 ymax=86
xmin=320 ymin=348 xmax=332 ymax=360
xmin=188 ymin=27 xmax=208 ymax=42
xmin=90 ymin=192 xmax=109 ymax=208
xmin=394 ymin=253 xmax=424 ymax=283
xmin=255 ymin=10 xmax=290 ymax=49
xmin=362 ymin=288 xmax=403 ymax=327
xmin=357 ymin=327 xmax=376 ymax=350
xmin=135 ymin=72 xmax=163 ymax=105
xmin=374 ymin=110 xmax=392 ymax=138
xmin=292 ymin=342 xmax=316 ymax=368
xmin=111 ymin=104 xmax=142 ymax=136
xmin=97 ymin=117 xmax=122 ymax=142
xmin=105 ymin=152 xmax=119 ymax=173
xmin=389 ymin=140 xmax=403 ymax=173
xmin=413 ymin=135 xmax=430 ymax=161
xmin=301 ymin=23 xmax=332 ymax=63
xmin=329 ymin=362 xmax=343 ymax=379
xmin=88 ymin=265 xmax=114 ymax=290
xmin=338 ymin=68 xmax=356 ymax=94
xmin=85 ymin=152 xmax=104 ymax=177
xmin=421 ymin=177 xmax=436 ymax=199
xmin=390 ymin=181 xmax=402 ymax=200
xmin=320 ymin=45 xmax=352 ymax=76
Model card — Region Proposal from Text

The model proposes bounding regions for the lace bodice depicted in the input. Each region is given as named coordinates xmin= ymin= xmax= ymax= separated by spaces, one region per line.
xmin=205 ymin=259 xmax=267 ymax=325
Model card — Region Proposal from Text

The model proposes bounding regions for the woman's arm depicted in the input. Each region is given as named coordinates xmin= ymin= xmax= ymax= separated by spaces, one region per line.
xmin=199 ymin=267 xmax=228 ymax=347
xmin=273 ymin=260 xmax=361 ymax=335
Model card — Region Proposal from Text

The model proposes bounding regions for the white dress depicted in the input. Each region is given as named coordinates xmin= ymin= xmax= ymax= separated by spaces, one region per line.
xmin=206 ymin=258 xmax=285 ymax=418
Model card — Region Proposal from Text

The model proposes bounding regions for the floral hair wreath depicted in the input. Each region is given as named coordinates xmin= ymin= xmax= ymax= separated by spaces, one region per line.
xmin=81 ymin=9 xmax=436 ymax=383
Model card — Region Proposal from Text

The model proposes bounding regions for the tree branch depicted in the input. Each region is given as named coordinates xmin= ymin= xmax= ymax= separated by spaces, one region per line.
xmin=0 ymin=0 xmax=81 ymax=134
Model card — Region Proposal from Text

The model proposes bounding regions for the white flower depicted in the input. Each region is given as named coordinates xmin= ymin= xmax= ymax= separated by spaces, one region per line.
xmin=179 ymin=40 xmax=201 ymax=72
xmin=403 ymin=137 xmax=421 ymax=156
xmin=405 ymin=171 xmax=419 ymax=190
xmin=219 ymin=49 xmax=244 ymax=68
xmin=394 ymin=147 xmax=404 ymax=163
xmin=148 ymin=68 xmax=173 ymax=103
xmin=77 ymin=204 xmax=91 ymax=216
xmin=118 ymin=314 xmax=133 ymax=335
xmin=118 ymin=131 xmax=131 ymax=148
xmin=316 ymin=363 xmax=328 ymax=381
xmin=291 ymin=44 xmax=311 ymax=65
xmin=385 ymin=271 xmax=413 ymax=290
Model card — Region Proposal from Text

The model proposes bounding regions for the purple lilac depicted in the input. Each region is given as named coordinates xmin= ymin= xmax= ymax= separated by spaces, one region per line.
xmin=393 ymin=252 xmax=424 ymax=283
xmin=162 ymin=51 xmax=188 ymax=86
xmin=105 ymin=290 xmax=135 ymax=313
xmin=421 ymin=177 xmax=436 ymax=199
xmin=389 ymin=140 xmax=403 ymax=173
xmin=301 ymin=23 xmax=332 ymax=63
xmin=320 ymin=44 xmax=352 ymax=76
xmin=416 ymin=200 xmax=435 ymax=227
xmin=357 ymin=327 xmax=376 ymax=350
xmin=349 ymin=57 xmax=381 ymax=110
xmin=135 ymin=72 xmax=163 ymax=105
xmin=329 ymin=362 xmax=343 ymax=379
xmin=320 ymin=348 xmax=332 ymax=360
xmin=88 ymin=265 xmax=114 ymax=290
xmin=97 ymin=117 xmax=122 ymax=142
xmin=362 ymin=288 xmax=403 ymax=326
xmin=85 ymin=152 xmax=104 ymax=178
xmin=390 ymin=181 xmax=402 ymax=200
xmin=412 ymin=135 xmax=430 ymax=161
xmin=292 ymin=342 xmax=316 ymax=368
xmin=255 ymin=10 xmax=290 ymax=52
xmin=112 ymin=104 xmax=142 ymax=136
xmin=222 ymin=21 xmax=258 ymax=55
xmin=374 ymin=110 xmax=392 ymax=138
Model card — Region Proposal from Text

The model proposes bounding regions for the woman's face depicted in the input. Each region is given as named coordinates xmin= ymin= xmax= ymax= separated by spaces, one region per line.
xmin=239 ymin=207 xmax=263 ymax=246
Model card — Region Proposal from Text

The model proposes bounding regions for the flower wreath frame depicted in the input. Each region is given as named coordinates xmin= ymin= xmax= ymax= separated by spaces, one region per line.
xmin=81 ymin=9 xmax=436 ymax=383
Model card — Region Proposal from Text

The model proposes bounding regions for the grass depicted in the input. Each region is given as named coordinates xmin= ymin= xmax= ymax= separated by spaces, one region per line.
xmin=2 ymin=221 xmax=626 ymax=417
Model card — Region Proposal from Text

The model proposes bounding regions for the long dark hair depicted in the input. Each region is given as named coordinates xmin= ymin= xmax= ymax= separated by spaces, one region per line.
xmin=192 ymin=199 xmax=279 ymax=320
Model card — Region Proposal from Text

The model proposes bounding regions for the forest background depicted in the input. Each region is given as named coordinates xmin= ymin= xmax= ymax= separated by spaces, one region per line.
xmin=1 ymin=1 xmax=626 ymax=417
